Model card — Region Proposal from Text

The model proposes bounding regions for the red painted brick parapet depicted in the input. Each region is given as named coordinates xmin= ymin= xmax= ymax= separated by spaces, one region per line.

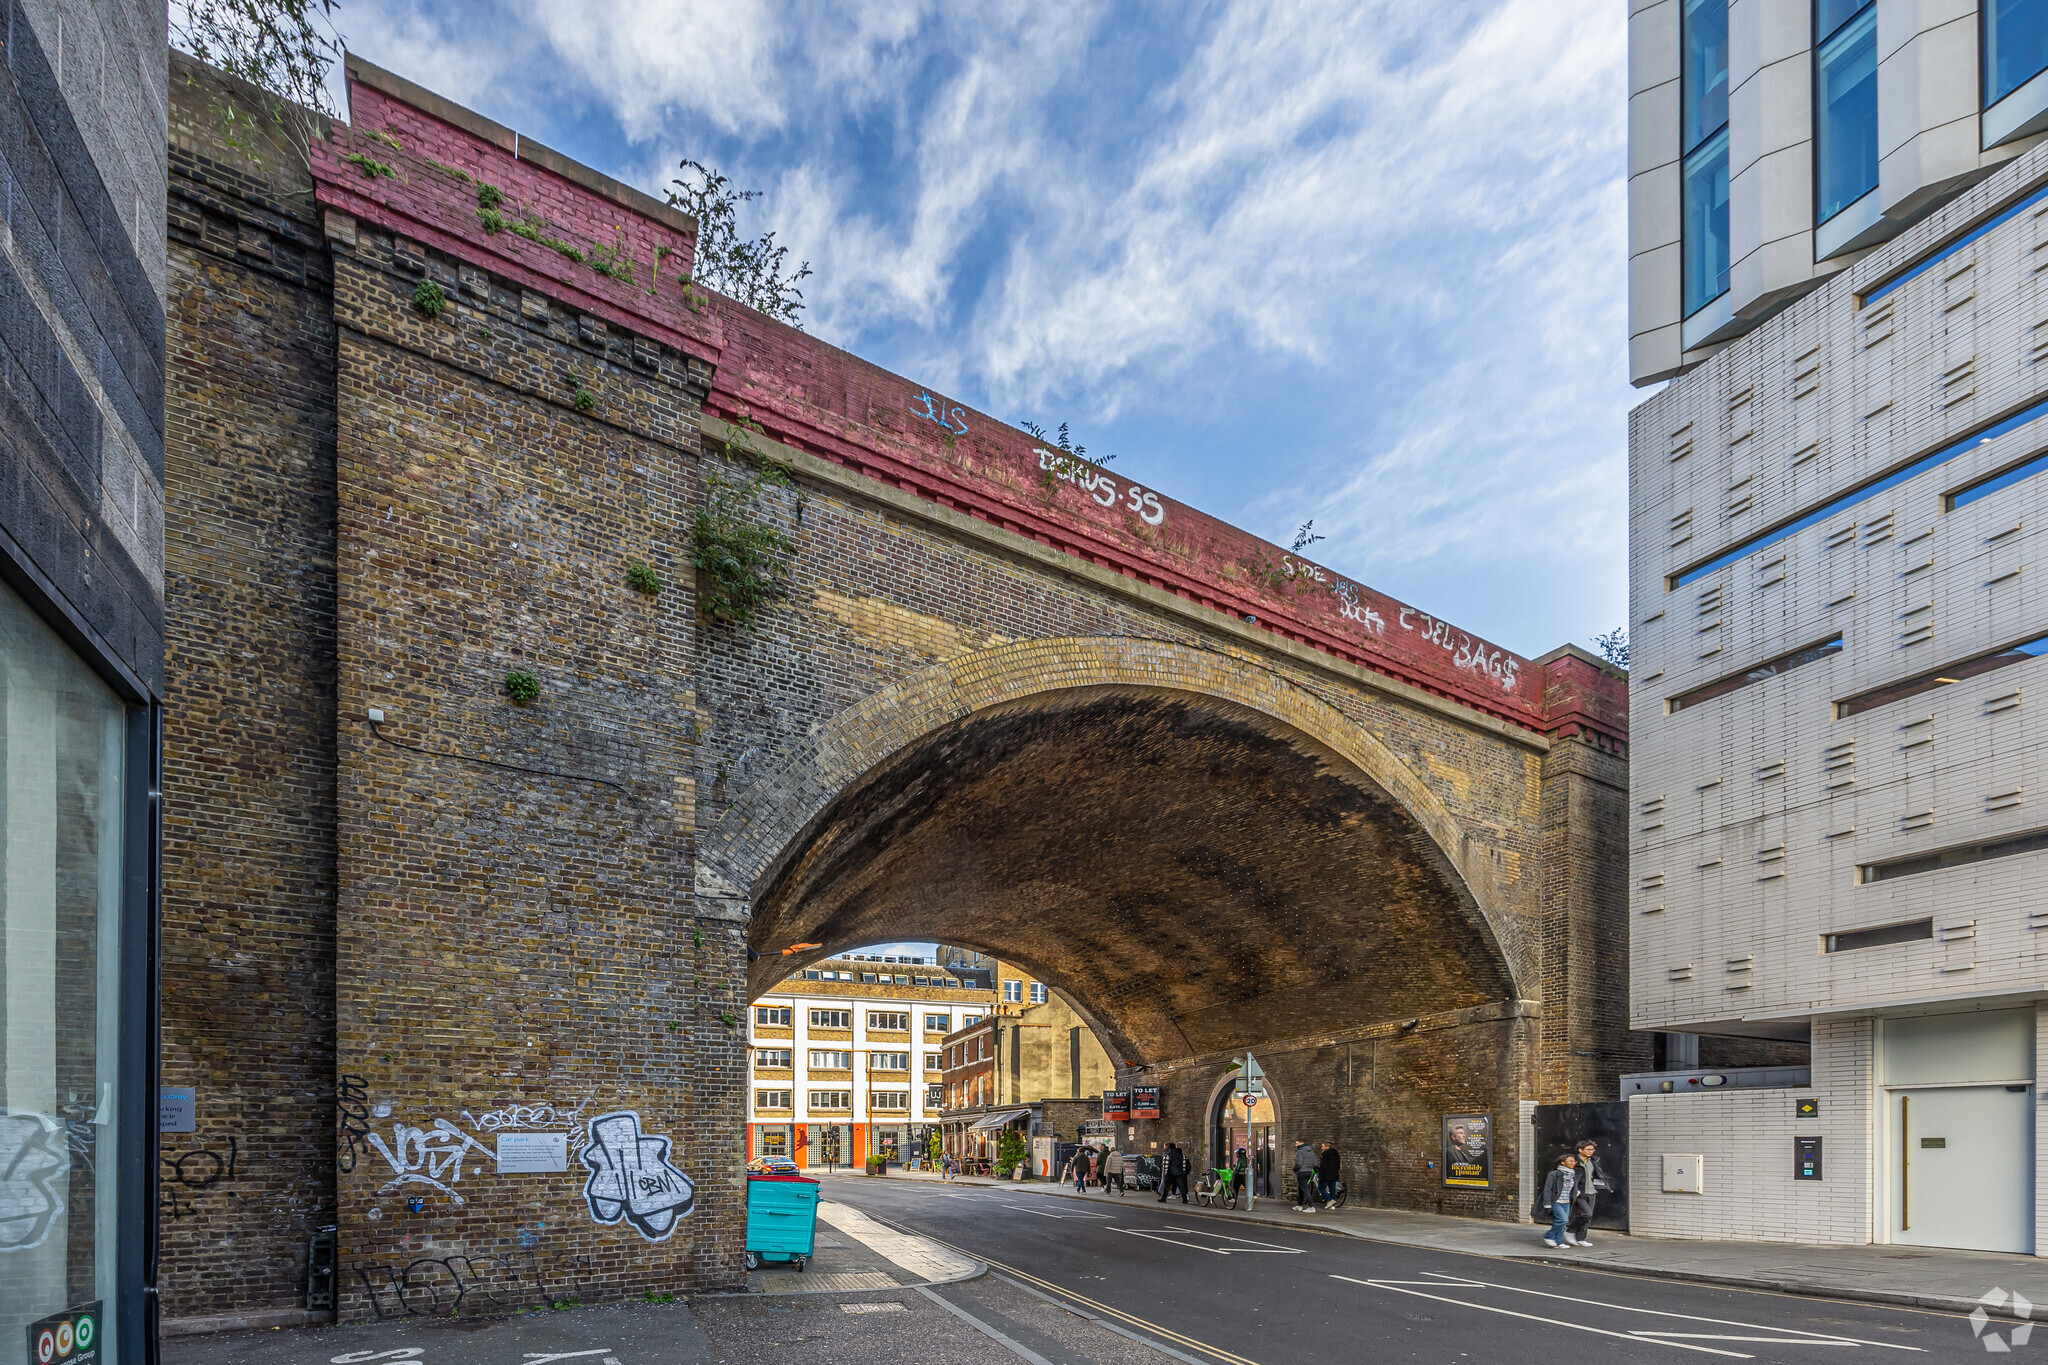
xmin=315 ymin=55 xmax=1625 ymax=748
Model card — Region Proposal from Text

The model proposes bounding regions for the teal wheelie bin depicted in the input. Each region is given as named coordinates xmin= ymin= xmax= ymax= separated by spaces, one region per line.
xmin=744 ymin=1172 xmax=820 ymax=1271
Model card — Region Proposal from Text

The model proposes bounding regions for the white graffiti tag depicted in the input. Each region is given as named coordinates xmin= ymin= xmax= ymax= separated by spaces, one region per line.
xmin=579 ymin=1111 xmax=694 ymax=1242
xmin=365 ymin=1119 xmax=492 ymax=1205
xmin=1035 ymin=448 xmax=1166 ymax=526
xmin=463 ymin=1099 xmax=592 ymax=1149
xmin=1399 ymin=607 xmax=1522 ymax=692
xmin=0 ymin=1112 xmax=68 ymax=1252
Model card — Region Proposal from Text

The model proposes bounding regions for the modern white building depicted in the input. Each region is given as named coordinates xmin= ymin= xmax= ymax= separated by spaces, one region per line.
xmin=745 ymin=949 xmax=1038 ymax=1167
xmin=1628 ymin=0 xmax=2048 ymax=1254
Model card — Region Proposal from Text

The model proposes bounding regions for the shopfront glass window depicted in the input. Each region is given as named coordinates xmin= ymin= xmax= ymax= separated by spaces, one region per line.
xmin=0 ymin=579 xmax=127 ymax=1359
xmin=1816 ymin=1 xmax=1878 ymax=222
xmin=1987 ymin=0 xmax=2048 ymax=107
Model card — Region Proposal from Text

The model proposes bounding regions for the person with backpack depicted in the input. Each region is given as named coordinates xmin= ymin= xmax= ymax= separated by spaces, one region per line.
xmin=1291 ymin=1138 xmax=1320 ymax=1211
xmin=1540 ymin=1152 xmax=1579 ymax=1249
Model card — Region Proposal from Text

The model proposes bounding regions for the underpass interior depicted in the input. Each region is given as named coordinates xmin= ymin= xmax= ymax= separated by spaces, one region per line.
xmin=743 ymin=685 xmax=1533 ymax=1215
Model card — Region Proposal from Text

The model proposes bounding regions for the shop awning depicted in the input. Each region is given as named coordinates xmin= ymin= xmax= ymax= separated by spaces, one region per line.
xmin=968 ymin=1108 xmax=1031 ymax=1132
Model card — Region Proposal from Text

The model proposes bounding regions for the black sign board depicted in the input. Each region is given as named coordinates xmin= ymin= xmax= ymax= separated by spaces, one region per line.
xmin=1103 ymin=1090 xmax=1130 ymax=1120
xmin=1131 ymin=1085 xmax=1161 ymax=1120
xmin=1796 ymin=1097 xmax=1819 ymax=1118
xmin=1795 ymin=1135 xmax=1822 ymax=1180
xmin=27 ymin=1303 xmax=100 ymax=1365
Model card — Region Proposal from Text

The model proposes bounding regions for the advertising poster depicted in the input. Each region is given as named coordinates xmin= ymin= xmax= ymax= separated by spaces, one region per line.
xmin=1442 ymin=1113 xmax=1492 ymax=1188
xmin=1103 ymin=1090 xmax=1131 ymax=1120
xmin=1131 ymin=1085 xmax=1161 ymax=1119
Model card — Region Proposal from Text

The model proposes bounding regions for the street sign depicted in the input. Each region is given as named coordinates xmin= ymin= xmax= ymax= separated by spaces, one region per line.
xmin=1243 ymin=1093 xmax=1260 ymax=1109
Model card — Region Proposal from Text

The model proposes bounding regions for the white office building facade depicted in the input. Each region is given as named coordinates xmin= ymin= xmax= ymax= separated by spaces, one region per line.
xmin=1630 ymin=0 xmax=2048 ymax=1253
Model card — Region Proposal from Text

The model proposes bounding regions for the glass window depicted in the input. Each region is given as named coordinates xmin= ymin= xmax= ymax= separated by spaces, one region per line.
xmin=0 ymin=579 xmax=128 ymax=1359
xmin=1683 ymin=128 xmax=1731 ymax=316
xmin=1683 ymin=0 xmax=1730 ymax=153
xmin=1987 ymin=0 xmax=2048 ymax=107
xmin=1029 ymin=983 xmax=1047 ymax=1004
xmin=1002 ymin=979 xmax=1023 ymax=1002
xmin=755 ymin=1005 xmax=791 ymax=1026
xmin=1816 ymin=2 xmax=1878 ymax=223
xmin=924 ymin=1012 xmax=948 ymax=1031
xmin=1835 ymin=630 xmax=2048 ymax=718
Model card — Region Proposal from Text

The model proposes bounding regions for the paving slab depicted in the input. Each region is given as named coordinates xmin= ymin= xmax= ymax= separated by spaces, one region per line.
xmin=839 ymin=1167 xmax=2048 ymax=1319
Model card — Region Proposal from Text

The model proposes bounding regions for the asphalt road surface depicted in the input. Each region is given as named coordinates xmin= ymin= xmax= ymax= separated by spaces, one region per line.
xmin=823 ymin=1177 xmax=2008 ymax=1364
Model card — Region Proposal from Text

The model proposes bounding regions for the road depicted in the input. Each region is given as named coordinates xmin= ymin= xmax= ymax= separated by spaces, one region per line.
xmin=821 ymin=1176 xmax=2003 ymax=1364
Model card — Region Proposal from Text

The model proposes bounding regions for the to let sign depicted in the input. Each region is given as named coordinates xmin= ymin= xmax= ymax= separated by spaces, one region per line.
xmin=1131 ymin=1086 xmax=1161 ymax=1119
xmin=1102 ymin=1091 xmax=1131 ymax=1121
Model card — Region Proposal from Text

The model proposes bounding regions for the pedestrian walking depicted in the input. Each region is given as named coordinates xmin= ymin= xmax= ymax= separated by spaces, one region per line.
xmin=1230 ymin=1146 xmax=1249 ymax=1206
xmin=1291 ymin=1138 xmax=1320 ymax=1211
xmin=1103 ymin=1147 xmax=1126 ymax=1195
xmin=1160 ymin=1142 xmax=1188 ymax=1203
xmin=1566 ymin=1139 xmax=1602 ymax=1246
xmin=1073 ymin=1145 xmax=1093 ymax=1193
xmin=1317 ymin=1141 xmax=1341 ymax=1206
xmin=1540 ymin=1152 xmax=1578 ymax=1249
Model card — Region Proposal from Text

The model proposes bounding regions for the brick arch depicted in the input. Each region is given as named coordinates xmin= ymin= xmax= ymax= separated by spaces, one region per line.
xmin=704 ymin=636 xmax=1523 ymax=1003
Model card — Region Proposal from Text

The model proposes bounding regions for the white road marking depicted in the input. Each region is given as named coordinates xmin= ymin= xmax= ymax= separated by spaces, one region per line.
xmin=1154 ymin=1227 xmax=1305 ymax=1254
xmin=1405 ymin=1271 xmax=1921 ymax=1351
xmin=1113 ymin=1230 xmax=1231 ymax=1255
xmin=1000 ymin=1202 xmax=1113 ymax=1220
xmin=1331 ymin=1277 xmax=1755 ymax=1358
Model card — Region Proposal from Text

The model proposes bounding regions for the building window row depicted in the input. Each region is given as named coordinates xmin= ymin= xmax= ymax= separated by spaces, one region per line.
xmin=801 ymin=968 xmax=968 ymax=986
xmin=869 ymin=1010 xmax=909 ymax=1031
xmin=756 ymin=1048 xmax=793 ymax=1069
xmin=755 ymin=1089 xmax=792 ymax=1109
xmin=811 ymin=1008 xmax=851 ymax=1028
xmin=809 ymin=1049 xmax=853 ymax=1069
xmin=1678 ymin=0 xmax=2048 ymax=314
xmin=756 ymin=1006 xmax=792 ymax=1026
xmin=810 ymin=1091 xmax=851 ymax=1110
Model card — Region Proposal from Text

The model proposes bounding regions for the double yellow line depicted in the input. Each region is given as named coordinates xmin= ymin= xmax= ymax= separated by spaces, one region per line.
xmin=914 ymin=1228 xmax=1263 ymax=1365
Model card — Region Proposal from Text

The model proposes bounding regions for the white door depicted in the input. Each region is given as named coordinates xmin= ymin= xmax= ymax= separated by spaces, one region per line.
xmin=1889 ymin=1084 xmax=2035 ymax=1253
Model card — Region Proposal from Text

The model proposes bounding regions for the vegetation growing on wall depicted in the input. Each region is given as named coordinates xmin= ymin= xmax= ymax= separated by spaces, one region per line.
xmin=694 ymin=420 xmax=796 ymax=628
xmin=666 ymin=160 xmax=812 ymax=326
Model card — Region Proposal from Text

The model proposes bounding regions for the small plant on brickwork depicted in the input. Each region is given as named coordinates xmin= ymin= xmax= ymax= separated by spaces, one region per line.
xmin=173 ymin=0 xmax=340 ymax=189
xmin=550 ymin=1296 xmax=580 ymax=1312
xmin=626 ymin=562 xmax=662 ymax=596
xmin=504 ymin=669 xmax=542 ymax=704
xmin=411 ymin=279 xmax=447 ymax=319
xmin=643 ymin=1291 xmax=676 ymax=1305
xmin=666 ymin=160 xmax=812 ymax=326
xmin=694 ymin=439 xmax=795 ymax=629
xmin=721 ymin=1011 xmax=738 ymax=1027
xmin=589 ymin=228 xmax=637 ymax=284
xmin=1022 ymin=420 xmax=1112 ymax=466
xmin=363 ymin=127 xmax=404 ymax=152
xmin=1591 ymin=626 xmax=1630 ymax=671
xmin=344 ymin=151 xmax=394 ymax=180
xmin=574 ymin=388 xmax=598 ymax=413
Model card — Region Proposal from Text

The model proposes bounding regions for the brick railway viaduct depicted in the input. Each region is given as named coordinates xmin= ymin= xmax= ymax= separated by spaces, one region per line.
xmin=157 ymin=54 xmax=1636 ymax=1324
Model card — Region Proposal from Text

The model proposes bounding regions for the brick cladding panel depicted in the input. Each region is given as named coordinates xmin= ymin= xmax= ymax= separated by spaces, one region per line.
xmin=158 ymin=63 xmax=341 ymax=1318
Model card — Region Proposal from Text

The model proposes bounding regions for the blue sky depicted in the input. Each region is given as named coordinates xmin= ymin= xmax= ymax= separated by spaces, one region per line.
xmin=338 ymin=0 xmax=1631 ymax=658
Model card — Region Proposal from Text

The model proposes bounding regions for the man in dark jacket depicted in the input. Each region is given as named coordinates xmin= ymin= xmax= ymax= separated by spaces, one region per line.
xmin=1565 ymin=1138 xmax=1602 ymax=1246
xmin=1159 ymin=1142 xmax=1188 ymax=1202
xmin=1316 ymin=1141 xmax=1341 ymax=1204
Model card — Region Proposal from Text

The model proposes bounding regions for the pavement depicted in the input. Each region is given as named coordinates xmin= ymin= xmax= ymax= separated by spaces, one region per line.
xmin=841 ymin=1165 xmax=2048 ymax=1320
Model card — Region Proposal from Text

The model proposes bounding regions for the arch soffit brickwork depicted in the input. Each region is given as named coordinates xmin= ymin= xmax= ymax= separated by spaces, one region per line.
xmin=702 ymin=635 xmax=1526 ymax=999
